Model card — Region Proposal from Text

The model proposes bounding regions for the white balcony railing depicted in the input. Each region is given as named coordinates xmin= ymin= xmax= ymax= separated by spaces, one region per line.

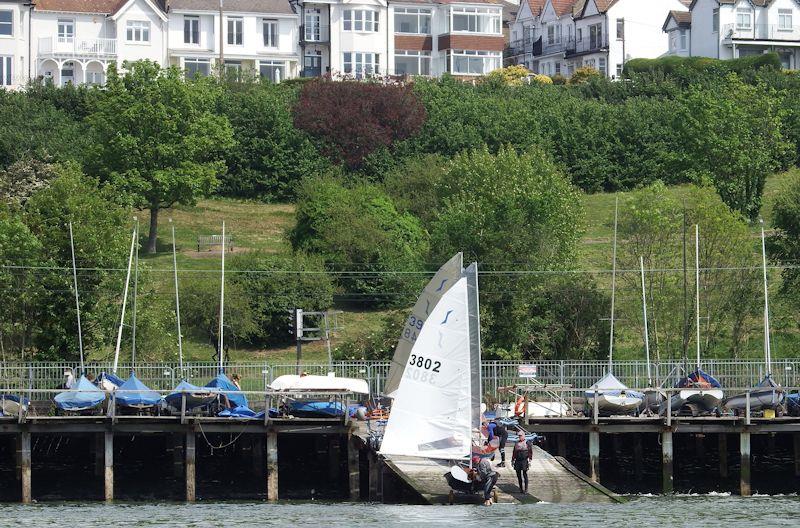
xmin=723 ymin=23 xmax=800 ymax=41
xmin=38 ymin=37 xmax=117 ymax=58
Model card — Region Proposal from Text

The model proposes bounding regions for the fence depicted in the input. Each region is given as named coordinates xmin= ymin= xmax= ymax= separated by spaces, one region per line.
xmin=2 ymin=359 xmax=798 ymax=398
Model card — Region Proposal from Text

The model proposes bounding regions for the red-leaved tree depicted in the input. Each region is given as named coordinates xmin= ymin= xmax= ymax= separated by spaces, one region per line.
xmin=293 ymin=80 xmax=426 ymax=170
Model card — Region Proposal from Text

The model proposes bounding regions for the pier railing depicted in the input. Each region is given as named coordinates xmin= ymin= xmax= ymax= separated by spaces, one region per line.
xmin=1 ymin=359 xmax=798 ymax=396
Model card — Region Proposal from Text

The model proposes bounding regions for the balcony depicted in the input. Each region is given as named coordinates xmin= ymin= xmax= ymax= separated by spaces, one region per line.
xmin=300 ymin=24 xmax=330 ymax=44
xmin=38 ymin=37 xmax=117 ymax=58
xmin=505 ymin=37 xmax=534 ymax=57
xmin=723 ymin=23 xmax=800 ymax=42
xmin=540 ymin=37 xmax=574 ymax=56
xmin=566 ymin=35 xmax=609 ymax=57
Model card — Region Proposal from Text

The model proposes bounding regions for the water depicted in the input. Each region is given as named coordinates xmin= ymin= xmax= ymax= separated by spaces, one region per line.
xmin=0 ymin=496 xmax=797 ymax=528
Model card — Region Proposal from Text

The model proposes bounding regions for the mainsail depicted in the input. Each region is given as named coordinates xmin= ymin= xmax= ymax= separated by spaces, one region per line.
xmin=384 ymin=253 xmax=463 ymax=397
xmin=380 ymin=276 xmax=473 ymax=459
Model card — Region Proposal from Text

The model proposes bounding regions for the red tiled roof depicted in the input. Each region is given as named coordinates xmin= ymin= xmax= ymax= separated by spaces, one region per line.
xmin=550 ymin=0 xmax=577 ymax=17
xmin=34 ymin=0 xmax=131 ymax=14
xmin=527 ymin=0 xmax=546 ymax=16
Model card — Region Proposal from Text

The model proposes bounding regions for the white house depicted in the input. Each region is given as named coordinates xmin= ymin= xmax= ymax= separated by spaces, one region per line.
xmin=506 ymin=0 xmax=545 ymax=69
xmin=0 ymin=0 xmax=29 ymax=89
xmin=536 ymin=0 xmax=577 ymax=76
xmin=663 ymin=9 xmax=691 ymax=56
xmin=681 ymin=0 xmax=800 ymax=68
xmin=166 ymin=0 xmax=300 ymax=81
xmin=32 ymin=0 xmax=168 ymax=86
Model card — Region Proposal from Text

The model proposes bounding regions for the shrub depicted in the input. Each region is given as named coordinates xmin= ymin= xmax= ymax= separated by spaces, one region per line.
xmin=483 ymin=65 xmax=530 ymax=86
xmin=569 ymin=67 xmax=601 ymax=84
xmin=531 ymin=74 xmax=553 ymax=84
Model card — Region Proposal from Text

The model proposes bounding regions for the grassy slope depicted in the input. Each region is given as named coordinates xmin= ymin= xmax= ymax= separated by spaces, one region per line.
xmin=131 ymin=171 xmax=795 ymax=364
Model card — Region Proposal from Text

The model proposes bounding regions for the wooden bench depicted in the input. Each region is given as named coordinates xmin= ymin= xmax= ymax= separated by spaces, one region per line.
xmin=197 ymin=234 xmax=234 ymax=252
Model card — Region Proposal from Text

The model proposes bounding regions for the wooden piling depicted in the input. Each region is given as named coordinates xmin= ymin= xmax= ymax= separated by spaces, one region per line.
xmin=172 ymin=434 xmax=184 ymax=478
xmin=633 ymin=433 xmax=643 ymax=482
xmin=266 ymin=430 xmax=278 ymax=502
xmin=589 ymin=431 xmax=600 ymax=483
xmin=348 ymin=434 xmax=360 ymax=501
xmin=18 ymin=431 xmax=31 ymax=504
xmin=740 ymin=432 xmax=751 ymax=496
xmin=104 ymin=431 xmax=114 ymax=502
xmin=661 ymin=430 xmax=673 ymax=494
xmin=94 ymin=433 xmax=103 ymax=477
xmin=557 ymin=433 xmax=567 ymax=458
xmin=328 ymin=435 xmax=339 ymax=485
xmin=185 ymin=431 xmax=196 ymax=502
xmin=368 ymin=451 xmax=381 ymax=502
xmin=719 ymin=433 xmax=729 ymax=479
xmin=252 ymin=436 xmax=264 ymax=478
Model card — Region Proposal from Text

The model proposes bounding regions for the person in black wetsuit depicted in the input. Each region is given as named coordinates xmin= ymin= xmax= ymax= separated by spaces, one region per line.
xmin=493 ymin=420 xmax=509 ymax=467
xmin=512 ymin=431 xmax=532 ymax=493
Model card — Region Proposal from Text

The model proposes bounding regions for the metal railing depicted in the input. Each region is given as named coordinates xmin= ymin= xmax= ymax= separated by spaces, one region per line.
xmin=723 ymin=23 xmax=800 ymax=41
xmin=541 ymin=37 xmax=574 ymax=56
xmin=38 ymin=37 xmax=117 ymax=57
xmin=301 ymin=24 xmax=330 ymax=43
xmin=2 ymin=359 xmax=798 ymax=397
xmin=505 ymin=37 xmax=534 ymax=57
xmin=568 ymin=36 xmax=609 ymax=55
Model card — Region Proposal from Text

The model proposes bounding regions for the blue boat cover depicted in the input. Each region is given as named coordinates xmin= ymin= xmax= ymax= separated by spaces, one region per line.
xmin=205 ymin=373 xmax=247 ymax=408
xmin=115 ymin=373 xmax=163 ymax=408
xmin=165 ymin=380 xmax=215 ymax=409
xmin=677 ymin=368 xmax=722 ymax=389
xmin=787 ymin=393 xmax=800 ymax=416
xmin=97 ymin=372 xmax=125 ymax=388
xmin=218 ymin=406 xmax=266 ymax=419
xmin=55 ymin=375 xmax=105 ymax=410
xmin=288 ymin=400 xmax=345 ymax=417
xmin=1 ymin=394 xmax=30 ymax=405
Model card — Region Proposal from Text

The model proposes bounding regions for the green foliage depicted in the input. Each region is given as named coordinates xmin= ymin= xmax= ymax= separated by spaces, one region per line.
xmin=624 ymin=53 xmax=782 ymax=77
xmin=569 ymin=66 xmax=601 ymax=84
xmin=0 ymin=159 xmax=61 ymax=208
xmin=333 ymin=311 xmax=405 ymax=360
xmin=482 ymin=65 xmax=530 ymax=87
xmin=770 ymin=173 xmax=800 ymax=309
xmin=87 ymin=61 xmax=235 ymax=253
xmin=229 ymin=251 xmax=335 ymax=346
xmin=382 ymin=154 xmax=447 ymax=225
xmin=290 ymin=173 xmax=429 ymax=306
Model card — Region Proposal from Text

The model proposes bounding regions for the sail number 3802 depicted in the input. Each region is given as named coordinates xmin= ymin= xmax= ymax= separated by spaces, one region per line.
xmin=408 ymin=354 xmax=440 ymax=372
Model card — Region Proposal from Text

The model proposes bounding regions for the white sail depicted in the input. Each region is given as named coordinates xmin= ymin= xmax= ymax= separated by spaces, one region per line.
xmin=384 ymin=253 xmax=463 ymax=397
xmin=380 ymin=277 xmax=472 ymax=460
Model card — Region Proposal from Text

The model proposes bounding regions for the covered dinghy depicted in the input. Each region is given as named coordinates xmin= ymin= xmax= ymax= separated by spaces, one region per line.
xmin=115 ymin=373 xmax=162 ymax=409
xmin=287 ymin=400 xmax=346 ymax=417
xmin=585 ymin=372 xmax=644 ymax=416
xmin=97 ymin=372 xmax=125 ymax=392
xmin=55 ymin=375 xmax=105 ymax=411
xmin=165 ymin=380 xmax=216 ymax=410
xmin=1 ymin=394 xmax=29 ymax=417
xmin=205 ymin=373 xmax=247 ymax=408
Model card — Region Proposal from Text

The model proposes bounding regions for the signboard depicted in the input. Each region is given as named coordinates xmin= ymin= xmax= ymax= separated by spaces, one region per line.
xmin=518 ymin=364 xmax=537 ymax=378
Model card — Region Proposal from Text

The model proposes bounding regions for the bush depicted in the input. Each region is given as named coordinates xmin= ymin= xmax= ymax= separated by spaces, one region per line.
xmin=624 ymin=53 xmax=781 ymax=78
xmin=482 ymin=65 xmax=530 ymax=86
xmin=569 ymin=67 xmax=601 ymax=84
xmin=333 ymin=311 xmax=405 ymax=360
xmin=531 ymin=74 xmax=553 ymax=84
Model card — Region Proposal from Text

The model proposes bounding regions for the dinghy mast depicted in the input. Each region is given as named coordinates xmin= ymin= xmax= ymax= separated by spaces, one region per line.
xmin=608 ymin=197 xmax=619 ymax=374
xmin=131 ymin=217 xmax=139 ymax=370
xmin=113 ymin=223 xmax=137 ymax=374
xmin=170 ymin=219 xmax=184 ymax=374
xmin=760 ymin=221 xmax=773 ymax=378
xmin=68 ymin=222 xmax=85 ymax=375
xmin=639 ymin=256 xmax=653 ymax=388
xmin=694 ymin=225 xmax=701 ymax=371
xmin=218 ymin=222 xmax=226 ymax=373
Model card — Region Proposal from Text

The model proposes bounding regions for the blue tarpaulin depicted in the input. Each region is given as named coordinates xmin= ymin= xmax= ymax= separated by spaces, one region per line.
xmin=55 ymin=375 xmax=105 ymax=411
xmin=205 ymin=373 xmax=247 ymax=408
xmin=116 ymin=373 xmax=162 ymax=408
xmin=218 ymin=406 xmax=266 ymax=419
xmin=165 ymin=380 xmax=215 ymax=410
xmin=97 ymin=372 xmax=125 ymax=388
xmin=288 ymin=400 xmax=345 ymax=417
xmin=678 ymin=368 xmax=722 ymax=389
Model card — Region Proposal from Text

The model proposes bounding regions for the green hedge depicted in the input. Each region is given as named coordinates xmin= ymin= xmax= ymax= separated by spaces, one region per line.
xmin=623 ymin=53 xmax=782 ymax=77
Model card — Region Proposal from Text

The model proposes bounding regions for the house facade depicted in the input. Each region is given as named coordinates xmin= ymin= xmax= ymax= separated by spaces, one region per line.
xmin=663 ymin=9 xmax=691 ymax=56
xmin=671 ymin=0 xmax=800 ymax=69
xmin=0 ymin=0 xmax=27 ymax=88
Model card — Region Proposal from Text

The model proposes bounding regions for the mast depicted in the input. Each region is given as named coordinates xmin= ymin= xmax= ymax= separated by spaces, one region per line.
xmin=68 ymin=222 xmax=85 ymax=375
xmin=760 ymin=221 xmax=772 ymax=378
xmin=694 ymin=224 xmax=701 ymax=371
xmin=682 ymin=203 xmax=689 ymax=371
xmin=640 ymin=256 xmax=652 ymax=387
xmin=170 ymin=219 xmax=184 ymax=374
xmin=113 ymin=224 xmax=137 ymax=374
xmin=608 ymin=196 xmax=618 ymax=373
xmin=131 ymin=218 xmax=139 ymax=370
xmin=218 ymin=222 xmax=226 ymax=373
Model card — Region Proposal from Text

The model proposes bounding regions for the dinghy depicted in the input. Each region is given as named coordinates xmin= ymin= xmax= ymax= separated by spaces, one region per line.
xmin=97 ymin=372 xmax=125 ymax=392
xmin=1 ymin=394 xmax=29 ymax=417
xmin=270 ymin=374 xmax=369 ymax=394
xmin=206 ymin=372 xmax=247 ymax=409
xmin=165 ymin=380 xmax=216 ymax=410
xmin=724 ymin=223 xmax=784 ymax=415
xmin=287 ymin=400 xmax=346 ymax=418
xmin=115 ymin=373 xmax=162 ymax=410
xmin=55 ymin=375 xmax=105 ymax=411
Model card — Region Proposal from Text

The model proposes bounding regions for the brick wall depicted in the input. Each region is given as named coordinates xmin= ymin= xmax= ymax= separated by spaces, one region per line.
xmin=394 ymin=35 xmax=434 ymax=51
xmin=438 ymin=34 xmax=505 ymax=51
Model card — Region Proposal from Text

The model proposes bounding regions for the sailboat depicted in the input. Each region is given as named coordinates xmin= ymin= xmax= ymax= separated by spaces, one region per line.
xmin=384 ymin=253 xmax=464 ymax=398
xmin=379 ymin=260 xmax=482 ymax=477
xmin=665 ymin=225 xmax=723 ymax=416
xmin=639 ymin=256 xmax=665 ymax=413
xmin=724 ymin=222 xmax=784 ymax=415
xmin=55 ymin=222 xmax=106 ymax=412
xmin=586 ymin=198 xmax=644 ymax=416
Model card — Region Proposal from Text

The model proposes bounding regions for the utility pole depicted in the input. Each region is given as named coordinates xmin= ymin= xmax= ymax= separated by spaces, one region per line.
xmin=294 ymin=308 xmax=303 ymax=375
xmin=219 ymin=0 xmax=224 ymax=77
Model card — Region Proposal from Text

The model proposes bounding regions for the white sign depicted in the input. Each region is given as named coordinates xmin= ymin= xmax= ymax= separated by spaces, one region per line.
xmin=518 ymin=364 xmax=537 ymax=378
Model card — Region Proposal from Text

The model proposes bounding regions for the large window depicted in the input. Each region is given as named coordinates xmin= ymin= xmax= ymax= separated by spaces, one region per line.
xmin=547 ymin=24 xmax=561 ymax=44
xmin=0 ymin=10 xmax=12 ymax=37
xmin=0 ymin=56 xmax=11 ymax=86
xmin=259 ymin=60 xmax=285 ymax=82
xmin=305 ymin=9 xmax=322 ymax=40
xmin=344 ymin=10 xmax=379 ymax=32
xmin=394 ymin=50 xmax=430 ymax=75
xmin=598 ymin=57 xmax=606 ymax=76
xmin=779 ymin=9 xmax=793 ymax=31
xmin=394 ymin=8 xmax=431 ymax=34
xmin=343 ymin=51 xmax=380 ymax=76
xmin=184 ymin=57 xmax=210 ymax=77
xmin=58 ymin=18 xmax=74 ymax=43
xmin=589 ymin=23 xmax=603 ymax=49
xmin=184 ymin=15 xmax=199 ymax=44
xmin=126 ymin=21 xmax=150 ymax=42
xmin=616 ymin=18 xmax=624 ymax=40
xmin=712 ymin=8 xmax=719 ymax=32
xmin=263 ymin=19 xmax=278 ymax=47
xmin=451 ymin=7 xmax=501 ymax=34
xmin=679 ymin=29 xmax=687 ymax=49
xmin=449 ymin=49 xmax=501 ymax=75
xmin=736 ymin=9 xmax=752 ymax=30
xmin=227 ymin=17 xmax=243 ymax=45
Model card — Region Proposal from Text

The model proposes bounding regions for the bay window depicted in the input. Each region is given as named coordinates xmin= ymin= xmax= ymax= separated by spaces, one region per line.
xmin=449 ymin=49 xmax=501 ymax=75
xmin=344 ymin=10 xmax=379 ymax=32
xmin=394 ymin=50 xmax=430 ymax=76
xmin=394 ymin=8 xmax=431 ymax=34
xmin=451 ymin=7 xmax=501 ymax=34
xmin=343 ymin=52 xmax=380 ymax=76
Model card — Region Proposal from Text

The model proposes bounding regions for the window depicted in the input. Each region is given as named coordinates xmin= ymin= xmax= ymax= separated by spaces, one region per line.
xmin=670 ymin=32 xmax=677 ymax=51
xmin=184 ymin=16 xmax=199 ymax=44
xmin=451 ymin=7 xmax=501 ymax=34
xmin=58 ymin=18 xmax=74 ymax=42
xmin=394 ymin=50 xmax=431 ymax=75
xmin=344 ymin=10 xmax=379 ymax=32
xmin=554 ymin=61 xmax=561 ymax=75
xmin=259 ymin=60 xmax=285 ymax=82
xmin=779 ymin=9 xmax=793 ymax=31
xmin=712 ymin=8 xmax=719 ymax=32
xmin=615 ymin=63 xmax=623 ymax=78
xmin=61 ymin=62 xmax=74 ymax=85
xmin=736 ymin=9 xmax=751 ymax=30
xmin=87 ymin=70 xmax=104 ymax=85
xmin=0 ymin=10 xmax=12 ymax=37
xmin=263 ymin=19 xmax=278 ymax=47
xmin=225 ymin=60 xmax=242 ymax=72
xmin=343 ymin=51 xmax=380 ymax=76
xmin=227 ymin=17 xmax=243 ymax=45
xmin=547 ymin=25 xmax=554 ymax=44
xmin=449 ymin=49 xmax=501 ymax=75
xmin=679 ymin=29 xmax=687 ymax=49
xmin=577 ymin=28 xmax=582 ymax=41
xmin=394 ymin=7 xmax=431 ymax=34
xmin=589 ymin=23 xmax=602 ymax=49
xmin=0 ymin=56 xmax=11 ymax=86
xmin=126 ymin=21 xmax=150 ymax=42
xmin=598 ymin=57 xmax=606 ymax=76
xmin=184 ymin=57 xmax=211 ymax=77
xmin=305 ymin=9 xmax=322 ymax=41
xmin=616 ymin=18 xmax=624 ymax=40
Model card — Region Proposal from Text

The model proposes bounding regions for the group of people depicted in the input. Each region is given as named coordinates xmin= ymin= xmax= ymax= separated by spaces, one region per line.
xmin=470 ymin=420 xmax=534 ymax=506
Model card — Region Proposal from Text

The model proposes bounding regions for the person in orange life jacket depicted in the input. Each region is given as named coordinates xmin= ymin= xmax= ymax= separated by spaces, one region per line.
xmin=487 ymin=420 xmax=509 ymax=467
xmin=512 ymin=431 xmax=533 ymax=493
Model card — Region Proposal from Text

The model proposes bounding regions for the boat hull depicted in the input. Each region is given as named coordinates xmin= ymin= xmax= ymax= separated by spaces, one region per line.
xmin=725 ymin=389 xmax=785 ymax=413
xmin=587 ymin=393 xmax=643 ymax=416
xmin=1 ymin=396 xmax=26 ymax=416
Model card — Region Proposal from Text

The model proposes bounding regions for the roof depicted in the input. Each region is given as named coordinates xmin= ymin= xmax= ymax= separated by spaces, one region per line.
xmin=167 ymin=0 xmax=295 ymax=14
xmin=34 ymin=0 xmax=129 ymax=13
xmin=500 ymin=0 xmax=517 ymax=23
xmin=526 ymin=0 xmax=546 ymax=15
xmin=662 ymin=9 xmax=690 ymax=30
xmin=550 ymin=0 xmax=577 ymax=16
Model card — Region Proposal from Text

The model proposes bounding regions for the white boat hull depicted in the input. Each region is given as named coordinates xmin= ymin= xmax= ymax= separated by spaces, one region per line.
xmin=588 ymin=393 xmax=643 ymax=415
xmin=667 ymin=389 xmax=724 ymax=414
xmin=1 ymin=399 xmax=25 ymax=416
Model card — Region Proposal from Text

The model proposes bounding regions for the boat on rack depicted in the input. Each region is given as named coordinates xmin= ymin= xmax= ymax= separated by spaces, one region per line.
xmin=724 ymin=222 xmax=784 ymax=415
xmin=115 ymin=372 xmax=162 ymax=410
xmin=270 ymin=375 xmax=369 ymax=417
xmin=1 ymin=394 xmax=29 ymax=417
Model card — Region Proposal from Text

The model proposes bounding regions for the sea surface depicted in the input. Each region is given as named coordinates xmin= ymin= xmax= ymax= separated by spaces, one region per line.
xmin=0 ymin=495 xmax=797 ymax=528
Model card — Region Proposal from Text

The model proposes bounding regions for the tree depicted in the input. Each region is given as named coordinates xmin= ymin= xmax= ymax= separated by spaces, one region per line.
xmin=770 ymin=173 xmax=800 ymax=307
xmin=88 ymin=61 xmax=235 ymax=253
xmin=293 ymin=80 xmax=426 ymax=170
xmin=0 ymin=158 xmax=61 ymax=208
